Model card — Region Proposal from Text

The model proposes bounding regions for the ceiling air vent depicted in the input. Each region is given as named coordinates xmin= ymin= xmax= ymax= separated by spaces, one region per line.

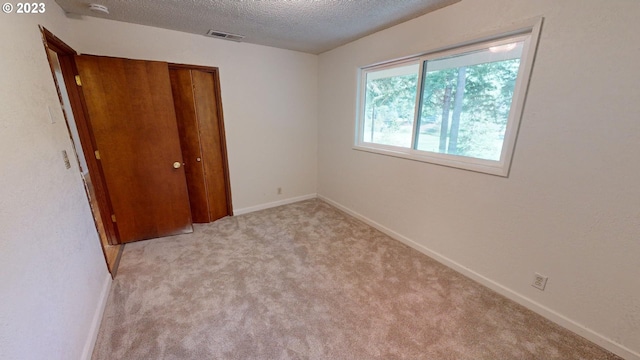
xmin=205 ymin=30 xmax=245 ymax=42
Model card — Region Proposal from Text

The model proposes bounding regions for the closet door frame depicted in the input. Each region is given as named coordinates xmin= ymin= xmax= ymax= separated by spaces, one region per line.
xmin=40 ymin=27 xmax=122 ymax=275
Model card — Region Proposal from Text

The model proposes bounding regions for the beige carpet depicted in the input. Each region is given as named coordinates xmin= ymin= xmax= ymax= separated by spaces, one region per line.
xmin=92 ymin=199 xmax=621 ymax=359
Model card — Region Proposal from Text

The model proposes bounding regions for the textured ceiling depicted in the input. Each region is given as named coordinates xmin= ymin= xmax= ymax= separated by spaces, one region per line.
xmin=54 ymin=0 xmax=460 ymax=54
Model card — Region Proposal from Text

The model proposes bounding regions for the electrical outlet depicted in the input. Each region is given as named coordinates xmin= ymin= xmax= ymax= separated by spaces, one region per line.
xmin=62 ymin=150 xmax=71 ymax=169
xmin=532 ymin=273 xmax=548 ymax=291
xmin=277 ymin=187 xmax=282 ymax=195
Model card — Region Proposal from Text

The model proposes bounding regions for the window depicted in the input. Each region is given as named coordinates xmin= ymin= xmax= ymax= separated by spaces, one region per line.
xmin=355 ymin=19 xmax=543 ymax=176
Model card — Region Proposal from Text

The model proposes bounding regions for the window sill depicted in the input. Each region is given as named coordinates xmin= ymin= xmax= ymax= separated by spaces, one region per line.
xmin=352 ymin=144 xmax=510 ymax=177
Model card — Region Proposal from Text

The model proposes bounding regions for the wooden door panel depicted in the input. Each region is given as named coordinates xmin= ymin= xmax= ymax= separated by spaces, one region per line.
xmin=169 ymin=68 xmax=210 ymax=223
xmin=192 ymin=70 xmax=229 ymax=221
xmin=75 ymin=55 xmax=193 ymax=243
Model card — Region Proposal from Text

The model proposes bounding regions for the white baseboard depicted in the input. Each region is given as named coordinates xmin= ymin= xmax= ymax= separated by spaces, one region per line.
xmin=233 ymin=193 xmax=318 ymax=216
xmin=318 ymin=194 xmax=639 ymax=360
xmin=81 ymin=271 xmax=112 ymax=360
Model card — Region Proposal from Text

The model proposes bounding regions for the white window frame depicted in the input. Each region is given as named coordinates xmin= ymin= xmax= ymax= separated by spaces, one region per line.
xmin=354 ymin=18 xmax=543 ymax=177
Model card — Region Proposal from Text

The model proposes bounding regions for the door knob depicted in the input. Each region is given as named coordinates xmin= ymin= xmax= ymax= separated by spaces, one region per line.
xmin=196 ymin=157 xmax=201 ymax=162
xmin=173 ymin=161 xmax=181 ymax=169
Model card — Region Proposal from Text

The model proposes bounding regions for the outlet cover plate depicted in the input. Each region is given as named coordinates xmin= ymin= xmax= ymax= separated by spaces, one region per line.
xmin=532 ymin=273 xmax=548 ymax=291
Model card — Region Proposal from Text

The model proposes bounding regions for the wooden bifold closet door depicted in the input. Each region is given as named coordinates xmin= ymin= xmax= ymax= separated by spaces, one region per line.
xmin=169 ymin=68 xmax=231 ymax=223
xmin=75 ymin=55 xmax=193 ymax=243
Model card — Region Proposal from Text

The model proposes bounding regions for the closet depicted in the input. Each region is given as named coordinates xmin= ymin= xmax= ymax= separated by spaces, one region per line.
xmin=169 ymin=66 xmax=232 ymax=223
xmin=72 ymin=56 xmax=232 ymax=244
xmin=76 ymin=56 xmax=194 ymax=243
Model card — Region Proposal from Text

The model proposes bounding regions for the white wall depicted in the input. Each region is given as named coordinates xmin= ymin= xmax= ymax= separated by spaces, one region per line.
xmin=65 ymin=16 xmax=318 ymax=212
xmin=0 ymin=1 xmax=111 ymax=359
xmin=318 ymin=0 xmax=640 ymax=358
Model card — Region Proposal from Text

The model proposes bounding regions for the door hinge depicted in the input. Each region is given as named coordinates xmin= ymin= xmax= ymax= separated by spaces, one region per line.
xmin=75 ymin=75 xmax=82 ymax=86
xmin=111 ymin=214 xmax=116 ymax=223
xmin=94 ymin=150 xmax=101 ymax=160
